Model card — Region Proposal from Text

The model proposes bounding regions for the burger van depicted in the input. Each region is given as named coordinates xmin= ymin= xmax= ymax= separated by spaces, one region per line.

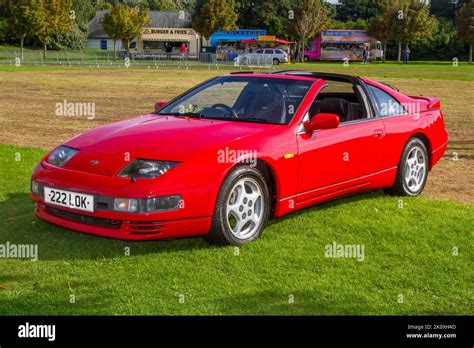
xmin=303 ymin=30 xmax=383 ymax=62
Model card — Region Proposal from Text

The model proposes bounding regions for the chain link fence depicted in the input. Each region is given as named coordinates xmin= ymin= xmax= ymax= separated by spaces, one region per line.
xmin=0 ymin=50 xmax=275 ymax=70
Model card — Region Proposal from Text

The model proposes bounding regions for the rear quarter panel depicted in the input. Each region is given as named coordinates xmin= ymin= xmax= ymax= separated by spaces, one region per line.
xmin=363 ymin=79 xmax=448 ymax=172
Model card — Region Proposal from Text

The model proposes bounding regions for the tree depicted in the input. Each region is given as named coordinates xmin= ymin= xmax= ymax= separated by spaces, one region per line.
xmin=367 ymin=14 xmax=390 ymax=62
xmin=9 ymin=0 xmax=46 ymax=60
xmin=335 ymin=0 xmax=384 ymax=22
xmin=37 ymin=0 xmax=75 ymax=58
xmin=102 ymin=3 xmax=151 ymax=58
xmin=457 ymin=0 xmax=474 ymax=63
xmin=192 ymin=0 xmax=238 ymax=40
xmin=102 ymin=4 xmax=122 ymax=60
xmin=236 ymin=0 xmax=292 ymax=39
xmin=380 ymin=0 xmax=436 ymax=63
xmin=285 ymin=0 xmax=329 ymax=63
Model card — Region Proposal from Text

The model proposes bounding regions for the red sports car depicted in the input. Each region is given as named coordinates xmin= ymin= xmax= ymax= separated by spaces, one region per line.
xmin=30 ymin=71 xmax=448 ymax=245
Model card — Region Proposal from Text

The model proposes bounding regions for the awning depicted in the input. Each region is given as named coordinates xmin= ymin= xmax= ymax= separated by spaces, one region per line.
xmin=142 ymin=38 xmax=190 ymax=42
xmin=240 ymin=38 xmax=293 ymax=44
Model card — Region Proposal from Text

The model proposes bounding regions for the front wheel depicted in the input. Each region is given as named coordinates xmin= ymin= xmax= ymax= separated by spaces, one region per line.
xmin=385 ymin=137 xmax=429 ymax=196
xmin=204 ymin=166 xmax=271 ymax=246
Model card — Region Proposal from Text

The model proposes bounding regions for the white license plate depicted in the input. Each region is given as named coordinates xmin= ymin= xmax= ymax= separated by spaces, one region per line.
xmin=44 ymin=187 xmax=94 ymax=212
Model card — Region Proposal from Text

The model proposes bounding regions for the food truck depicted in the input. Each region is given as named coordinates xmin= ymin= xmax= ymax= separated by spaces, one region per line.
xmin=303 ymin=30 xmax=383 ymax=61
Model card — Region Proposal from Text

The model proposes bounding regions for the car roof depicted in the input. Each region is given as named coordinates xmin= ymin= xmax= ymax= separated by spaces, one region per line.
xmin=227 ymin=70 xmax=362 ymax=84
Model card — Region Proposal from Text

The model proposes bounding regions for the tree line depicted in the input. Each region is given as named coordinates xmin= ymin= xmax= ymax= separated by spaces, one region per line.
xmin=0 ymin=0 xmax=473 ymax=63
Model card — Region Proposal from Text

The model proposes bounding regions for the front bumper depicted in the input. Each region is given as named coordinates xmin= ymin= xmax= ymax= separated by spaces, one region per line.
xmin=33 ymin=199 xmax=212 ymax=241
xmin=31 ymin=161 xmax=218 ymax=241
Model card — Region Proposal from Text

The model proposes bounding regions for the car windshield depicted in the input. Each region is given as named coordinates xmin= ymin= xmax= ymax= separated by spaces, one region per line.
xmin=157 ymin=76 xmax=313 ymax=124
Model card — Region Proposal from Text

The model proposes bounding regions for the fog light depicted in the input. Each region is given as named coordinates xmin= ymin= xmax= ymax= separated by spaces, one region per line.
xmin=31 ymin=180 xmax=39 ymax=194
xmin=146 ymin=195 xmax=182 ymax=212
xmin=114 ymin=198 xmax=138 ymax=212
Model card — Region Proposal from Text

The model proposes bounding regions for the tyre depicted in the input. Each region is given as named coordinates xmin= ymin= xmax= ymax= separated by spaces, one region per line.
xmin=304 ymin=55 xmax=309 ymax=62
xmin=204 ymin=166 xmax=271 ymax=246
xmin=384 ymin=137 xmax=429 ymax=196
xmin=272 ymin=58 xmax=280 ymax=65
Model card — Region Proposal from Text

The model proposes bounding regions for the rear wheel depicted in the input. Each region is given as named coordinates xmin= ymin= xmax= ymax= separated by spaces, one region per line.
xmin=385 ymin=137 xmax=429 ymax=196
xmin=204 ymin=166 xmax=271 ymax=245
xmin=272 ymin=58 xmax=280 ymax=65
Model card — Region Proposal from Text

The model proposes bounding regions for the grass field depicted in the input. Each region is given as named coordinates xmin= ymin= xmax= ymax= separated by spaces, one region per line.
xmin=0 ymin=145 xmax=472 ymax=315
xmin=0 ymin=62 xmax=472 ymax=315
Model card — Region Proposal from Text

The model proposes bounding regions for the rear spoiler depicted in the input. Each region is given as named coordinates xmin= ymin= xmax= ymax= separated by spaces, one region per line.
xmin=409 ymin=96 xmax=441 ymax=110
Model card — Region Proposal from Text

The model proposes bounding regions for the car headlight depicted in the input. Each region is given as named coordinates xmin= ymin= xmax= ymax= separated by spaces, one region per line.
xmin=46 ymin=146 xmax=79 ymax=167
xmin=117 ymin=159 xmax=179 ymax=179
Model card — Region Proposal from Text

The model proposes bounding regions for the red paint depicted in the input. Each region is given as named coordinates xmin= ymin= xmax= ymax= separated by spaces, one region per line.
xmin=31 ymin=73 xmax=448 ymax=241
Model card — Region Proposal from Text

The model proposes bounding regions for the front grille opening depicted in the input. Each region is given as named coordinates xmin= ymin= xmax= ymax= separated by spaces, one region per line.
xmin=128 ymin=221 xmax=164 ymax=235
xmin=46 ymin=207 xmax=122 ymax=229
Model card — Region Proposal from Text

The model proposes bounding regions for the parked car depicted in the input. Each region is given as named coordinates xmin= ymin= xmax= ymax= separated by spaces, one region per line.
xmin=236 ymin=48 xmax=289 ymax=65
xmin=31 ymin=71 xmax=448 ymax=245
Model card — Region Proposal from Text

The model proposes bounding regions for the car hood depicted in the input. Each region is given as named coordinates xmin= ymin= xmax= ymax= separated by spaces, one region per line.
xmin=62 ymin=115 xmax=274 ymax=175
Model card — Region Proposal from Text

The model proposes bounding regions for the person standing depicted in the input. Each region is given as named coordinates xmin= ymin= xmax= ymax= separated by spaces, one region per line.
xmin=180 ymin=43 xmax=187 ymax=60
xmin=403 ymin=45 xmax=411 ymax=64
xmin=362 ymin=45 xmax=369 ymax=64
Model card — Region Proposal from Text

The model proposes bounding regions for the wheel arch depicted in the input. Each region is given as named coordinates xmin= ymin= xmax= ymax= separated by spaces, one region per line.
xmin=221 ymin=159 xmax=278 ymax=216
xmin=410 ymin=132 xmax=432 ymax=170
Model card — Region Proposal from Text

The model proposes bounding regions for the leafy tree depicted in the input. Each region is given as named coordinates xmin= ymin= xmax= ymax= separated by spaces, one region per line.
xmin=457 ymin=0 xmax=474 ymax=63
xmin=285 ymin=0 xmax=329 ymax=63
xmin=102 ymin=3 xmax=151 ymax=57
xmin=145 ymin=0 xmax=195 ymax=11
xmin=335 ymin=0 xmax=384 ymax=22
xmin=102 ymin=3 xmax=122 ymax=60
xmin=9 ymin=0 xmax=46 ymax=60
xmin=37 ymin=0 xmax=75 ymax=58
xmin=71 ymin=0 xmax=98 ymax=30
xmin=235 ymin=0 xmax=292 ymax=39
xmin=192 ymin=0 xmax=238 ymax=40
xmin=331 ymin=19 xmax=368 ymax=30
xmin=367 ymin=13 xmax=390 ymax=62
xmin=380 ymin=0 xmax=436 ymax=63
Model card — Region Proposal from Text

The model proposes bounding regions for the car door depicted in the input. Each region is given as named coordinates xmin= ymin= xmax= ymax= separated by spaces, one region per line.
xmin=296 ymin=81 xmax=387 ymax=203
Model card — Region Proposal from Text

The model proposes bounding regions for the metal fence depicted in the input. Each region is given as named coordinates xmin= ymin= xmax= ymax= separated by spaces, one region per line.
xmin=0 ymin=50 xmax=275 ymax=70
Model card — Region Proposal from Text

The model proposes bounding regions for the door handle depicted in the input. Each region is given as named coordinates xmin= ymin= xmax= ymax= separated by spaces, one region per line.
xmin=373 ymin=129 xmax=385 ymax=138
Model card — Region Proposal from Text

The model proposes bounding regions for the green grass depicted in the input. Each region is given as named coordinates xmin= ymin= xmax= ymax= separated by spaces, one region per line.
xmin=0 ymin=59 xmax=473 ymax=81
xmin=0 ymin=144 xmax=472 ymax=315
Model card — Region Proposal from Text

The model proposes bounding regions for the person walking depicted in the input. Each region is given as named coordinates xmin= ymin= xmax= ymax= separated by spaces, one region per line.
xmin=403 ymin=45 xmax=411 ymax=64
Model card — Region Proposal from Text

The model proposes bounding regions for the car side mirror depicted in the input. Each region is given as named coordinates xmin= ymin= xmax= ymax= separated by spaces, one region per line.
xmin=154 ymin=101 xmax=167 ymax=110
xmin=304 ymin=113 xmax=340 ymax=132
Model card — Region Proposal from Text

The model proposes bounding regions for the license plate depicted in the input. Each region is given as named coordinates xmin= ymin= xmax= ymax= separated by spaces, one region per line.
xmin=44 ymin=187 xmax=94 ymax=212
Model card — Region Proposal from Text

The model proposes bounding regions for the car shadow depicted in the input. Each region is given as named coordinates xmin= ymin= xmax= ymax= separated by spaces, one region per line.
xmin=0 ymin=191 xmax=385 ymax=261
xmin=267 ymin=190 xmax=385 ymax=227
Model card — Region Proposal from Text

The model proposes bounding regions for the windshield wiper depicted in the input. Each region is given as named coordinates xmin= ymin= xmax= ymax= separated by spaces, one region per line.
xmin=159 ymin=112 xmax=204 ymax=118
xmin=242 ymin=117 xmax=276 ymax=124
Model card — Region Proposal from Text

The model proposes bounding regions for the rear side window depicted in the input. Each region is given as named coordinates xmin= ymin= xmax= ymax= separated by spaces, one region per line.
xmin=264 ymin=49 xmax=273 ymax=54
xmin=367 ymin=85 xmax=405 ymax=117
